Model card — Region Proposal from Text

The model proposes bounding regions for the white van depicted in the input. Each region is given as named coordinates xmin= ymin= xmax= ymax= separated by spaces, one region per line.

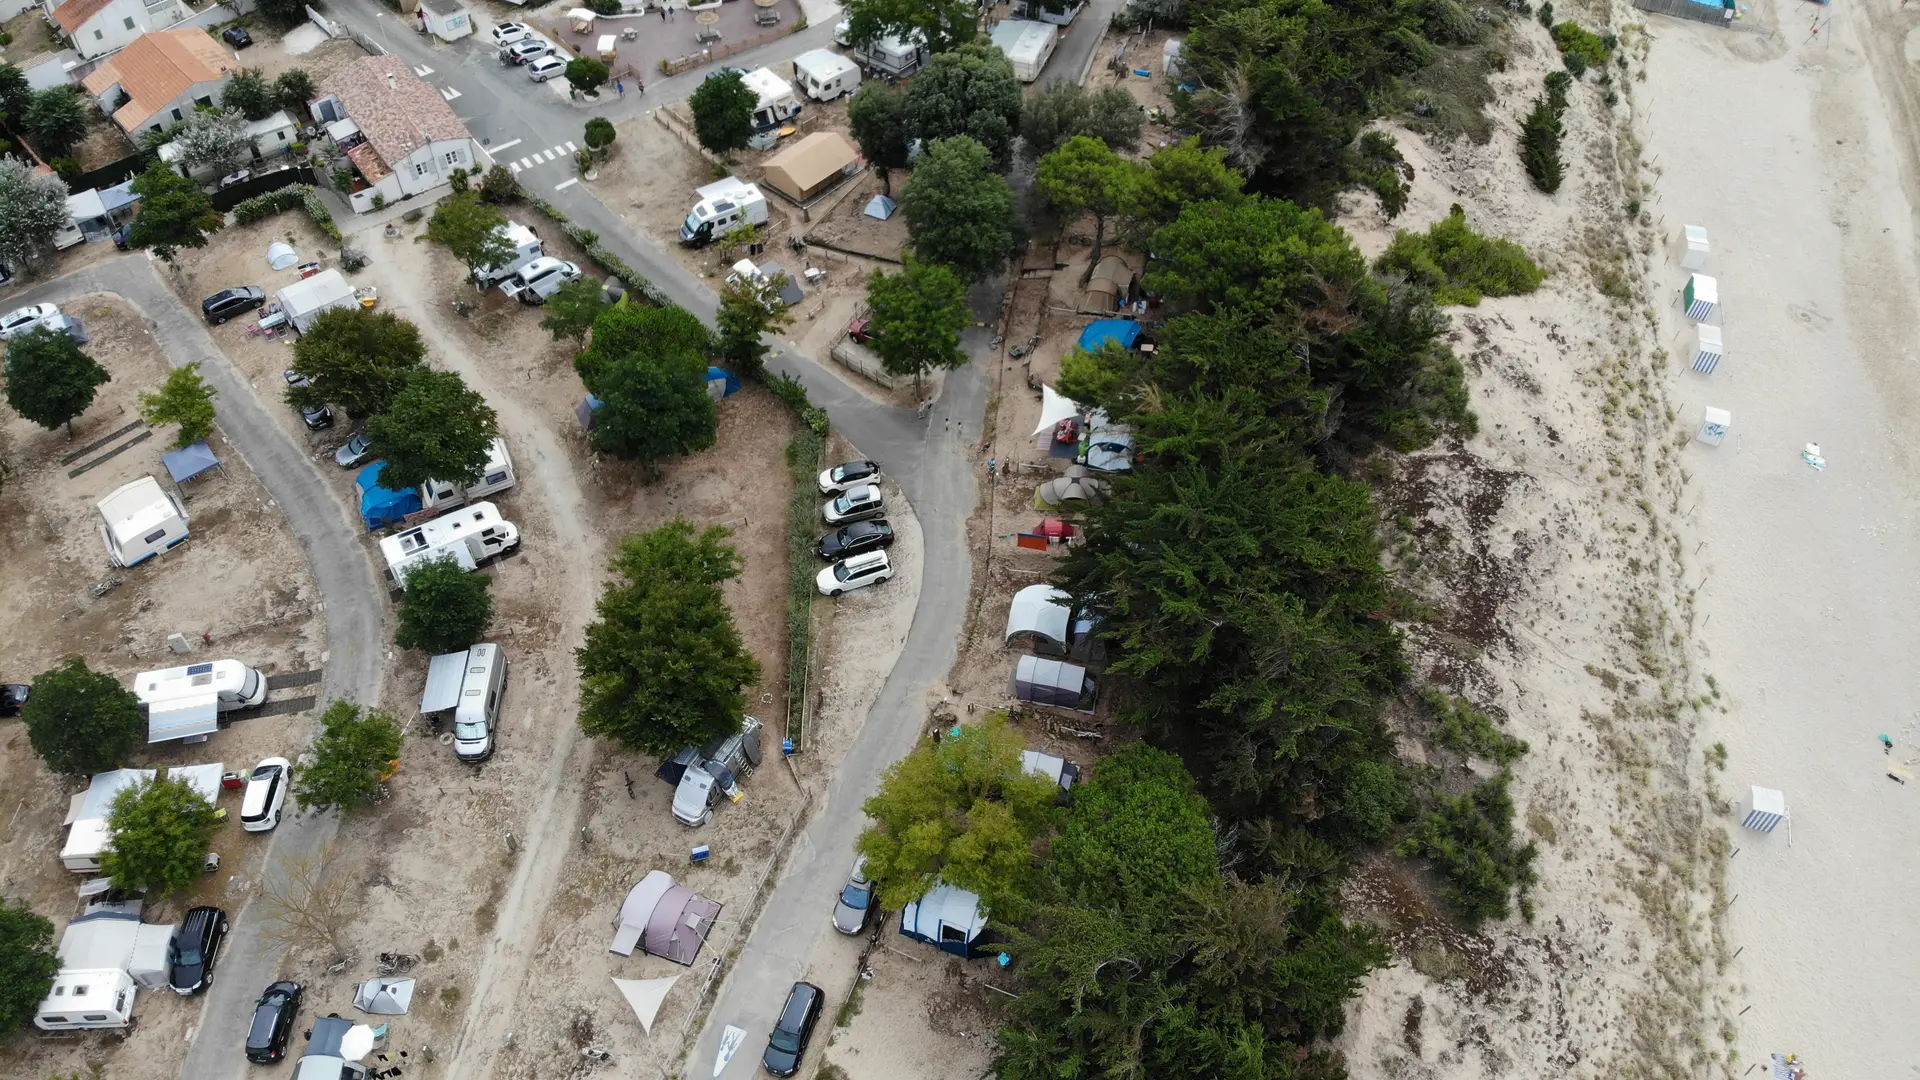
xmin=679 ymin=182 xmax=769 ymax=247
xmin=792 ymin=48 xmax=860 ymax=102
xmin=471 ymin=222 xmax=544 ymax=286
xmin=501 ymin=257 xmax=582 ymax=304
xmin=452 ymin=643 xmax=507 ymax=762
xmin=420 ymin=437 xmax=517 ymax=512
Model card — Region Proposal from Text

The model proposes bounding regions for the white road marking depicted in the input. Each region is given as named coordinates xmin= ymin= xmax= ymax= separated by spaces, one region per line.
xmin=441 ymin=86 xmax=462 ymax=101
xmin=491 ymin=139 xmax=523 ymax=154
xmin=518 ymin=157 xmax=534 ymax=169
xmin=509 ymin=162 xmax=522 ymax=174
xmin=563 ymin=141 xmax=577 ymax=153
xmin=554 ymin=178 xmax=579 ymax=191
xmin=414 ymin=64 xmax=434 ymax=76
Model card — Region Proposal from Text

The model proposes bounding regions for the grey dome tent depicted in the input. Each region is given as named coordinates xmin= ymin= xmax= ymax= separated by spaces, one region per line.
xmin=353 ymin=977 xmax=415 ymax=1014
xmin=1012 ymin=655 xmax=1096 ymax=712
xmin=864 ymin=194 xmax=897 ymax=220
xmin=610 ymin=870 xmax=723 ymax=966
xmin=1005 ymin=584 xmax=1072 ymax=655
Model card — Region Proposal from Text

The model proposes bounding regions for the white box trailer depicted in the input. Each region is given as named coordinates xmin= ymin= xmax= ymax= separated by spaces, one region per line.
xmin=60 ymin=764 xmax=225 ymax=872
xmin=419 ymin=437 xmax=518 ymax=512
xmin=380 ymin=501 xmax=521 ymax=589
xmin=472 ymin=221 xmax=545 ymax=286
xmin=991 ymin=19 xmax=1058 ymax=82
xmin=680 ymin=180 xmax=769 ymax=247
xmin=792 ymin=48 xmax=860 ymax=102
xmin=742 ymin=67 xmax=804 ymax=131
xmin=848 ymin=29 xmax=930 ymax=78
xmin=35 ymin=968 xmax=137 ymax=1031
xmin=98 ymin=476 xmax=189 ymax=567
xmin=275 ymin=270 xmax=359 ymax=334
xmin=135 ymin=659 xmax=268 ymax=743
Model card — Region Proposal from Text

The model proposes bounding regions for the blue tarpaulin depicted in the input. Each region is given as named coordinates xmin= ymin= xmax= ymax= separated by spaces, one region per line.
xmin=705 ymin=367 xmax=742 ymax=397
xmin=357 ymin=462 xmax=421 ymax=530
xmin=161 ymin=440 xmax=220 ymax=483
xmin=576 ymin=393 xmax=604 ymax=430
xmin=1078 ymin=319 xmax=1142 ymax=352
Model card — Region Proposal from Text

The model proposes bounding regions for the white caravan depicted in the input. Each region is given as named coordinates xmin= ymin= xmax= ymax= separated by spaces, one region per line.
xmin=471 ymin=221 xmax=545 ymax=286
xmin=419 ymin=437 xmax=517 ymax=512
xmin=61 ymin=764 xmax=225 ymax=872
xmin=35 ymin=969 xmax=137 ymax=1031
xmin=134 ymin=659 xmax=268 ymax=743
xmin=791 ymin=48 xmax=861 ymax=102
xmin=97 ymin=476 xmax=189 ymax=567
xmin=742 ymin=67 xmax=804 ymax=131
xmin=991 ymin=19 xmax=1059 ymax=82
xmin=379 ymin=501 xmax=521 ymax=588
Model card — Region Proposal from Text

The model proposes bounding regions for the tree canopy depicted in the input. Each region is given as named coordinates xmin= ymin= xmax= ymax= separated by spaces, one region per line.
xmin=848 ymin=83 xmax=913 ymax=197
xmin=423 ymin=193 xmax=515 ymax=280
xmin=4 ymin=326 xmax=110 ymax=436
xmin=395 ymin=554 xmax=495 ymax=654
xmin=275 ymin=69 xmax=317 ymax=112
xmin=863 ymin=258 xmax=970 ymax=380
xmin=688 ymin=71 xmax=757 ymax=155
xmin=1122 ymin=138 xmax=1246 ymax=238
xmin=288 ymin=308 xmax=429 ymax=419
xmin=0 ymin=899 xmax=60 ymax=1039
xmin=364 ymin=369 xmax=500 ymax=490
xmin=295 ymin=702 xmax=405 ymax=814
xmin=24 ymin=86 xmax=87 ymax=158
xmin=103 ymin=774 xmax=221 ymax=895
xmin=540 ymin=278 xmax=605 ymax=344
xmin=221 ymin=69 xmax=280 ymax=120
xmin=177 ymin=108 xmax=253 ymax=176
xmin=566 ymin=57 xmax=610 ymax=95
xmin=139 ymin=361 xmax=218 ymax=448
xmin=1022 ymin=82 xmax=1144 ymax=158
xmin=904 ymin=42 xmax=1023 ymax=170
xmin=0 ymin=157 xmax=74 ymax=270
xmin=856 ymin=713 xmax=1060 ymax=921
xmin=574 ymin=305 xmax=717 ymax=464
xmin=127 ymin=161 xmax=223 ymax=263
xmin=900 ymin=136 xmax=1013 ymax=283
xmin=714 ymin=273 xmax=793 ymax=381
xmin=1036 ymin=136 xmax=1134 ymax=281
xmin=21 ymin=658 xmax=142 ymax=777
xmin=576 ymin=520 xmax=761 ymax=756
xmin=842 ymin=0 xmax=976 ymax=53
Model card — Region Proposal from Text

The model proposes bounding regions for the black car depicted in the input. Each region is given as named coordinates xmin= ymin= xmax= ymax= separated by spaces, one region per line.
xmin=0 ymin=683 xmax=28 ymax=717
xmin=282 ymin=369 xmax=334 ymax=431
xmin=168 ymin=906 xmax=229 ymax=995
xmin=222 ymin=25 xmax=253 ymax=47
xmin=245 ymin=980 xmax=302 ymax=1063
xmin=818 ymin=519 xmax=894 ymax=560
xmin=202 ymin=286 xmax=265 ymax=324
xmin=761 ymin=981 xmax=824 ymax=1077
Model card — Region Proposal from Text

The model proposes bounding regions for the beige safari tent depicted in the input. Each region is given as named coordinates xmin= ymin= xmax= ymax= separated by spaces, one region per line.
xmin=761 ymin=132 xmax=861 ymax=203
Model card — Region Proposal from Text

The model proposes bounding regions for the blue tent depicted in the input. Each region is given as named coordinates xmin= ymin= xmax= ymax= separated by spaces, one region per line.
xmin=1078 ymin=319 xmax=1142 ymax=353
xmin=356 ymin=462 xmax=421 ymax=530
xmin=705 ymin=367 xmax=742 ymax=397
xmin=576 ymin=393 xmax=605 ymax=430
xmin=161 ymin=440 xmax=220 ymax=484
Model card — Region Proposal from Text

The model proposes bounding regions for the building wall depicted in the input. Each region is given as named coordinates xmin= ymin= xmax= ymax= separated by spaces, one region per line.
xmin=70 ymin=0 xmax=151 ymax=60
xmin=422 ymin=5 xmax=472 ymax=40
xmin=392 ymin=138 xmax=474 ymax=197
xmin=127 ymin=76 xmax=232 ymax=135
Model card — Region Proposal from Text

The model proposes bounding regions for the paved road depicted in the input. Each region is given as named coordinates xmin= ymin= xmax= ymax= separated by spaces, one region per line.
xmin=12 ymin=258 xmax=388 ymax=1080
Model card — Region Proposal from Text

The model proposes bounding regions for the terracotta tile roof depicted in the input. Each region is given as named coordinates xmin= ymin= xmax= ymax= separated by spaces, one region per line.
xmin=345 ymin=142 xmax=391 ymax=184
xmin=319 ymin=57 xmax=470 ymax=173
xmin=52 ymin=0 xmax=118 ymax=33
xmin=81 ymin=29 xmax=239 ymax=129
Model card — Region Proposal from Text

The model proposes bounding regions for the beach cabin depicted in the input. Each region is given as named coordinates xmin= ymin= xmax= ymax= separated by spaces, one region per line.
xmin=1692 ymin=324 xmax=1724 ymax=374
xmin=97 ymin=476 xmax=188 ymax=567
xmin=1696 ymin=407 xmax=1731 ymax=447
xmin=1681 ymin=224 xmax=1710 ymax=270
xmin=1683 ymin=274 xmax=1717 ymax=321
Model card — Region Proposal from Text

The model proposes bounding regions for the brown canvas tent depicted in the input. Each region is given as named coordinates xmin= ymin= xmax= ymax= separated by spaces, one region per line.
xmin=761 ymin=132 xmax=861 ymax=203
xmin=1079 ymin=256 xmax=1134 ymax=314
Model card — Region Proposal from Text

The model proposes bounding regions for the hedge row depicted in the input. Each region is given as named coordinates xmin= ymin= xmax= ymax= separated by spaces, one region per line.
xmin=229 ymin=184 xmax=343 ymax=243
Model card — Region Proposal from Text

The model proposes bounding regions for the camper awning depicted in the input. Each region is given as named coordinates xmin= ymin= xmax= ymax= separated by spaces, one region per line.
xmin=420 ymin=651 xmax=469 ymax=714
xmin=148 ymin=691 xmax=220 ymax=743
xmin=1005 ymin=584 xmax=1072 ymax=649
xmin=1032 ymin=385 xmax=1082 ymax=436
xmin=162 ymin=441 xmax=219 ymax=484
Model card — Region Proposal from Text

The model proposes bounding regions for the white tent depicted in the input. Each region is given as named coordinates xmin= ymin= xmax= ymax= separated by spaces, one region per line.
xmin=611 ymin=870 xmax=675 ymax=957
xmin=353 ymin=977 xmax=415 ymax=1014
xmin=1005 ymin=584 xmax=1072 ymax=652
xmin=613 ymin=976 xmax=680 ymax=1035
xmin=276 ymin=270 xmax=359 ymax=333
xmin=1032 ymin=385 xmax=1081 ymax=436
xmin=266 ymin=242 xmax=298 ymax=270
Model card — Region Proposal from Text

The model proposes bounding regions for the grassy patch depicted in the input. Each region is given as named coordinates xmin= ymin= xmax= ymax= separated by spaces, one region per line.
xmin=783 ymin=429 xmax=826 ymax=746
xmin=1397 ymin=775 xmax=1538 ymax=926
xmin=835 ymin=976 xmax=867 ymax=1028
xmin=1401 ymin=27 xmax=1512 ymax=144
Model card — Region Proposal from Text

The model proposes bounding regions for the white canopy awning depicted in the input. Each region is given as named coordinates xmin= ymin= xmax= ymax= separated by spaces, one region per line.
xmin=148 ymin=692 xmax=220 ymax=743
xmin=613 ymin=976 xmax=680 ymax=1035
xmin=1033 ymin=385 xmax=1081 ymax=436
xmin=420 ymin=651 xmax=469 ymax=714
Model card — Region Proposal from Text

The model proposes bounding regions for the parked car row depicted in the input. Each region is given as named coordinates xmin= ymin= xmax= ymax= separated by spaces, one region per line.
xmin=815 ymin=461 xmax=899 ymax=596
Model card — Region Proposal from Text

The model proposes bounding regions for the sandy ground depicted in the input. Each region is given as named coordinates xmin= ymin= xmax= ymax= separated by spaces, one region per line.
xmin=0 ymin=295 xmax=325 ymax=1080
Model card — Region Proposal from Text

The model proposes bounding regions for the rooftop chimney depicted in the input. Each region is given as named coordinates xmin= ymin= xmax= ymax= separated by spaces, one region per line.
xmin=387 ymin=73 xmax=397 ymax=90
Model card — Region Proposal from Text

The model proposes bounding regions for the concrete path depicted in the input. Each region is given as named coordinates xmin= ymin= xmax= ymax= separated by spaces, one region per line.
xmin=11 ymin=257 xmax=388 ymax=1080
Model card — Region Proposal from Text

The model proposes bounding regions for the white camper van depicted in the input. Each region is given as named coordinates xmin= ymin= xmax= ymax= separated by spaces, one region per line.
xmin=742 ymin=67 xmax=804 ymax=131
xmin=471 ymin=221 xmax=545 ymax=286
xmin=680 ymin=180 xmax=769 ymax=247
xmin=419 ymin=437 xmax=517 ymax=512
xmin=836 ymin=24 xmax=930 ymax=78
xmin=380 ymin=501 xmax=521 ymax=588
xmin=98 ymin=476 xmax=189 ymax=567
xmin=990 ymin=19 xmax=1058 ymax=82
xmin=135 ymin=659 xmax=268 ymax=743
xmin=792 ymin=48 xmax=861 ymax=102
xmin=35 ymin=969 xmax=137 ymax=1031
xmin=421 ymin=643 xmax=507 ymax=761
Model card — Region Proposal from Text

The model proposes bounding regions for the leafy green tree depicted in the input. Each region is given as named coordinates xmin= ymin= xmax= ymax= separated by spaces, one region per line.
xmin=856 ymin=713 xmax=1059 ymax=921
xmin=1376 ymin=204 xmax=1546 ymax=306
xmin=139 ymin=361 xmax=218 ymax=447
xmin=847 ymin=83 xmax=912 ymax=196
xmin=1121 ymin=138 xmax=1246 ymax=236
xmin=127 ymin=161 xmax=223 ymax=263
xmin=176 ymin=107 xmax=251 ymax=177
xmin=714 ymin=273 xmax=793 ymax=381
xmin=1519 ymin=95 xmax=1564 ymax=194
xmin=479 ymin=164 xmax=520 ymax=204
xmin=288 ymin=308 xmax=428 ymax=418
xmin=295 ymin=702 xmax=405 ymax=814
xmin=256 ymin=0 xmax=309 ymax=27
xmin=0 ymin=63 xmax=30 ymax=122
xmin=904 ymin=42 xmax=1023 ymax=169
xmin=1398 ymin=775 xmax=1538 ymax=925
xmin=4 ymin=326 xmax=110 ymax=436
xmin=843 ymin=0 xmax=976 ymax=52
xmin=221 ymin=69 xmax=279 ymax=120
xmin=21 ymin=658 xmax=142 ymax=776
xmin=900 ymin=136 xmax=1013 ymax=283
xmin=565 ymin=57 xmax=610 ymax=95
xmin=1021 ymin=82 xmax=1144 ymax=158
xmin=1036 ymin=136 xmax=1137 ymax=282
xmin=540 ymin=278 xmax=605 ymax=344
xmin=102 ymin=774 xmax=220 ymax=895
xmin=1049 ymin=745 xmax=1217 ymax=908
xmin=574 ymin=305 xmax=717 ymax=464
xmin=364 ymin=369 xmax=499 ymax=491
xmin=394 ymin=554 xmax=495 ymax=654
xmin=24 ymin=86 xmax=87 ymax=158
xmin=576 ymin=520 xmax=761 ymax=755
xmin=275 ymin=68 xmax=317 ymax=113
xmin=584 ymin=117 xmax=616 ymax=153
xmin=423 ymin=192 xmax=515 ymax=281
xmin=0 ymin=157 xmax=76 ymax=271
xmin=863 ymin=257 xmax=969 ymax=381
xmin=688 ymin=71 xmax=756 ymax=156
xmin=1145 ymin=195 xmax=1368 ymax=315
xmin=0 ymin=899 xmax=60 ymax=1039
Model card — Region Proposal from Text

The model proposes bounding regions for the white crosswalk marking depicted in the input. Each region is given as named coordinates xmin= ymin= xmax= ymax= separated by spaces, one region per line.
xmin=518 ymin=157 xmax=534 ymax=170
xmin=554 ymin=178 xmax=579 ymax=191
xmin=440 ymin=86 xmax=461 ymax=101
xmin=413 ymin=64 xmax=434 ymax=76
xmin=509 ymin=162 xmax=522 ymax=174
xmin=539 ymin=149 xmax=556 ymax=162
xmin=563 ymin=141 xmax=578 ymax=153
xmin=491 ymin=139 xmax=523 ymax=154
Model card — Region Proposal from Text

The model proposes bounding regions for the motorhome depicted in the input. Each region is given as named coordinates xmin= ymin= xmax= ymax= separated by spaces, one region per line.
xmin=471 ymin=222 xmax=545 ymax=286
xmin=657 ymin=716 xmax=763 ymax=827
xmin=97 ymin=476 xmax=189 ymax=567
xmin=680 ymin=180 xmax=770 ymax=247
xmin=379 ymin=501 xmax=521 ymax=588
xmin=62 ymin=764 xmax=225 ymax=872
xmin=418 ymin=437 xmax=518 ymax=512
xmin=836 ymin=24 xmax=930 ymax=78
xmin=135 ymin=659 xmax=268 ymax=743
xmin=293 ymin=1016 xmax=371 ymax=1080
xmin=419 ymin=643 xmax=508 ymax=761
xmin=35 ymin=969 xmax=137 ymax=1031
xmin=741 ymin=67 xmax=804 ymax=131
xmin=792 ymin=48 xmax=861 ymax=102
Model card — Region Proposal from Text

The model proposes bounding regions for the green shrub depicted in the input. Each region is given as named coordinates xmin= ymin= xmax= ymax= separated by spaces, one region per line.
xmin=784 ymin=428 xmax=825 ymax=740
xmin=1536 ymin=0 xmax=1553 ymax=27
xmin=1551 ymin=22 xmax=1612 ymax=76
xmin=1519 ymin=95 xmax=1564 ymax=193
xmin=1544 ymin=69 xmax=1572 ymax=113
xmin=1348 ymin=131 xmax=1413 ymax=219
xmin=479 ymin=164 xmax=519 ymax=204
xmin=1422 ymin=688 xmax=1529 ymax=764
xmin=1397 ymin=776 xmax=1538 ymax=924
xmin=1375 ymin=204 xmax=1545 ymax=306
xmin=228 ymin=184 xmax=341 ymax=242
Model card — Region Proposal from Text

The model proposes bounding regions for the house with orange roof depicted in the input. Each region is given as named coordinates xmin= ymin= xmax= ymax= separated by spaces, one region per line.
xmin=311 ymin=57 xmax=480 ymax=214
xmin=80 ymin=27 xmax=241 ymax=137
xmin=50 ymin=0 xmax=155 ymax=60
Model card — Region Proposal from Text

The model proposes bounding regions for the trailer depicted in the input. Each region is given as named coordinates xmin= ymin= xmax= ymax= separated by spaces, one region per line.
xmin=418 ymin=437 xmax=517 ymax=512
xmin=274 ymin=270 xmax=359 ymax=333
xmin=379 ymin=501 xmax=521 ymax=588
xmin=60 ymin=764 xmax=225 ymax=871
xmin=991 ymin=19 xmax=1058 ymax=82
xmin=97 ymin=476 xmax=189 ymax=567
xmin=792 ymin=48 xmax=861 ymax=101
xmin=742 ymin=67 xmax=804 ymax=131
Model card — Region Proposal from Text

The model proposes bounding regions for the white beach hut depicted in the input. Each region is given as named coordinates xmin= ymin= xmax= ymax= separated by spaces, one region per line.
xmin=1684 ymin=274 xmax=1718 ymax=321
xmin=1681 ymin=224 xmax=1710 ymax=270
xmin=1692 ymin=324 xmax=1724 ymax=374
xmin=1696 ymin=407 xmax=1730 ymax=446
xmin=1741 ymin=786 xmax=1787 ymax=833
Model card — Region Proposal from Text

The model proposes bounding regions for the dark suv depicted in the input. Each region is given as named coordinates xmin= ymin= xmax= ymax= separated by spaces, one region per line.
xmin=201 ymin=286 xmax=265 ymax=324
xmin=245 ymin=980 xmax=302 ymax=1063
xmin=282 ymin=369 xmax=334 ymax=430
xmin=818 ymin=519 xmax=894 ymax=560
xmin=168 ymin=906 xmax=229 ymax=995
xmin=761 ymin=981 xmax=823 ymax=1077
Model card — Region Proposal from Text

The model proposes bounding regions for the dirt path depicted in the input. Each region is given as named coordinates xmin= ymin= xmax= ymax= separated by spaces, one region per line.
xmin=368 ymin=264 xmax=610 ymax=1078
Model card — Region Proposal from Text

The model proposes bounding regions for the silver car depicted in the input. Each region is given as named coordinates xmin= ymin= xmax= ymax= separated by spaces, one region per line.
xmin=830 ymin=855 xmax=874 ymax=935
xmin=334 ymin=433 xmax=373 ymax=468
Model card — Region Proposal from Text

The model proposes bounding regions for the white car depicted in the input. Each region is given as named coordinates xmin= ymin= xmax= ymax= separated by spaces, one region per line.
xmin=490 ymin=21 xmax=529 ymax=45
xmin=240 ymin=757 xmax=291 ymax=833
xmin=817 ymin=459 xmax=880 ymax=497
xmin=526 ymin=55 xmax=567 ymax=82
xmin=817 ymin=550 xmax=893 ymax=596
xmin=0 ymin=303 xmax=60 ymax=340
xmin=823 ymin=484 xmax=884 ymax=525
xmin=502 ymin=257 xmax=582 ymax=304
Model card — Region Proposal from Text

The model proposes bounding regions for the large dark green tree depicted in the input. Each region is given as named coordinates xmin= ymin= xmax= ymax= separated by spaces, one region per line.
xmin=714 ymin=274 xmax=793 ymax=381
xmin=903 ymin=42 xmax=1023 ymax=169
xmin=3 ymin=326 xmax=110 ymax=436
xmin=1122 ymin=138 xmax=1247 ymax=237
xmin=103 ymin=775 xmax=221 ymax=895
xmin=24 ymin=86 xmax=87 ymax=158
xmin=127 ymin=161 xmax=223 ymax=263
xmin=288 ymin=308 xmax=428 ymax=419
xmin=1035 ymin=136 xmax=1136 ymax=282
xmin=687 ymin=71 xmax=756 ymax=156
xmin=365 ymin=369 xmax=500 ymax=490
xmin=0 ymin=899 xmax=60 ymax=1038
xmin=574 ymin=305 xmax=717 ymax=464
xmin=863 ymin=257 xmax=970 ymax=380
xmin=900 ymin=136 xmax=1013 ymax=283
xmin=21 ymin=659 xmax=142 ymax=776
xmin=423 ymin=192 xmax=514 ymax=281
xmin=1021 ymin=82 xmax=1145 ymax=158
xmin=395 ymin=554 xmax=495 ymax=654
xmin=847 ymin=83 xmax=913 ymax=197
xmin=221 ymin=69 xmax=280 ymax=120
xmin=576 ymin=520 xmax=761 ymax=756
xmin=842 ymin=0 xmax=976 ymax=53
xmin=295 ymin=702 xmax=405 ymax=814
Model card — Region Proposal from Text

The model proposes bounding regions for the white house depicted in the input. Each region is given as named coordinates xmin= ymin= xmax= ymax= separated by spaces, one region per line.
xmin=313 ymin=57 xmax=481 ymax=214
xmin=416 ymin=0 xmax=475 ymax=41
xmin=247 ymin=110 xmax=299 ymax=159
xmin=50 ymin=0 xmax=150 ymax=61
xmin=80 ymin=28 xmax=241 ymax=137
